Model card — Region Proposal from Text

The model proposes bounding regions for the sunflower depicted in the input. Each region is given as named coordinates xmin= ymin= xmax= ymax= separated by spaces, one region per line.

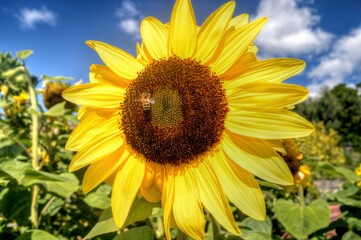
xmin=63 ymin=0 xmax=314 ymax=239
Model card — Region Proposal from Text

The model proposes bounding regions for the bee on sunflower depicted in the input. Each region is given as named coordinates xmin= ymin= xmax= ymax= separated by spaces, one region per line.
xmin=63 ymin=0 xmax=314 ymax=239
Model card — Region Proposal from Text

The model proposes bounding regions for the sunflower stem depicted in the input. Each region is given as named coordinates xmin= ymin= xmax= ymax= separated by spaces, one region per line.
xmin=298 ymin=184 xmax=306 ymax=240
xmin=298 ymin=184 xmax=305 ymax=209
xmin=25 ymin=67 xmax=40 ymax=228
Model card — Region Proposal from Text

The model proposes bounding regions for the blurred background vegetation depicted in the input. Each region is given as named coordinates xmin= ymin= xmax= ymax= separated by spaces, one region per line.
xmin=1 ymin=51 xmax=361 ymax=240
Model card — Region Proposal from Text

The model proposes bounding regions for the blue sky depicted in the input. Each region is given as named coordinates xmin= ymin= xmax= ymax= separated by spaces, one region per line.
xmin=1 ymin=0 xmax=361 ymax=96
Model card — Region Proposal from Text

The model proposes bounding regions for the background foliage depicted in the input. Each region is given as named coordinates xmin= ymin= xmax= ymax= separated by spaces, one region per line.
xmin=1 ymin=51 xmax=361 ymax=240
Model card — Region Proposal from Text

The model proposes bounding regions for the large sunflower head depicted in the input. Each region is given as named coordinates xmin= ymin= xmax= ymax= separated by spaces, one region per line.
xmin=63 ymin=0 xmax=314 ymax=239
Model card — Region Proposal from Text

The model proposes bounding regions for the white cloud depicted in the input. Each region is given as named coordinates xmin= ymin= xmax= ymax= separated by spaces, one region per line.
xmin=116 ymin=0 xmax=141 ymax=39
xmin=307 ymin=26 xmax=361 ymax=96
xmin=17 ymin=6 xmax=57 ymax=29
xmin=254 ymin=0 xmax=333 ymax=57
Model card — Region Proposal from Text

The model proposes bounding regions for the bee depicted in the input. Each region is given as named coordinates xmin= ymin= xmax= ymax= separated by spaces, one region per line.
xmin=137 ymin=92 xmax=154 ymax=111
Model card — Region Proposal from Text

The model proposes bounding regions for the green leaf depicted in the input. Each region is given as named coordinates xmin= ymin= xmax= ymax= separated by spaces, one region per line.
xmin=84 ymin=207 xmax=117 ymax=239
xmin=240 ymin=233 xmax=269 ymax=240
xmin=239 ymin=217 xmax=272 ymax=236
xmin=22 ymin=169 xmax=72 ymax=186
xmin=113 ymin=226 xmax=154 ymax=240
xmin=0 ymin=160 xmax=31 ymax=180
xmin=17 ymin=229 xmax=58 ymax=240
xmin=84 ymin=198 xmax=161 ymax=239
xmin=44 ymin=102 xmax=67 ymax=117
xmin=335 ymin=167 xmax=361 ymax=182
xmin=84 ymin=192 xmax=111 ymax=209
xmin=334 ymin=184 xmax=359 ymax=198
xmin=45 ymin=173 xmax=79 ymax=198
xmin=42 ymin=74 xmax=73 ymax=81
xmin=342 ymin=231 xmax=361 ymax=240
xmin=42 ymin=198 xmax=65 ymax=217
xmin=16 ymin=50 xmax=33 ymax=60
xmin=0 ymin=99 xmax=13 ymax=107
xmin=337 ymin=197 xmax=361 ymax=208
xmin=0 ymin=188 xmax=31 ymax=226
xmin=275 ymin=199 xmax=330 ymax=239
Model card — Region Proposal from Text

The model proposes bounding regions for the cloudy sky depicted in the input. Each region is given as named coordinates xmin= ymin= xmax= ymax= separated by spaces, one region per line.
xmin=1 ymin=0 xmax=361 ymax=96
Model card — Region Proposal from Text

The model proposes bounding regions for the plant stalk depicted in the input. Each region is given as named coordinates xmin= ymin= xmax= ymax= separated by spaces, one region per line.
xmin=26 ymin=69 xmax=40 ymax=228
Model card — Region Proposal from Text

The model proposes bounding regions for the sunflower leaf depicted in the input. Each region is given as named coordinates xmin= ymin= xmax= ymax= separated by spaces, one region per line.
xmin=113 ymin=226 xmax=154 ymax=240
xmin=84 ymin=198 xmax=161 ymax=239
xmin=275 ymin=199 xmax=330 ymax=239
xmin=17 ymin=229 xmax=58 ymax=240
xmin=16 ymin=49 xmax=33 ymax=60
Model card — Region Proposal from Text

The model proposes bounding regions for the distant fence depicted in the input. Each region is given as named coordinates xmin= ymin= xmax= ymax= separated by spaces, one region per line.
xmin=314 ymin=179 xmax=344 ymax=193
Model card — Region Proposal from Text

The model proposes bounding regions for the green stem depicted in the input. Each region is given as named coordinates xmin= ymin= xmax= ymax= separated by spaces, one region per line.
xmin=31 ymin=185 xmax=40 ymax=228
xmin=26 ymin=68 xmax=40 ymax=228
xmin=298 ymin=184 xmax=305 ymax=209
xmin=298 ymin=184 xmax=306 ymax=240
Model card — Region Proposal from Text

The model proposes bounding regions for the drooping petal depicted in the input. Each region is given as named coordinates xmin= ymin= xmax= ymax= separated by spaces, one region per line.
xmin=210 ymin=17 xmax=267 ymax=75
xmin=89 ymin=64 xmax=130 ymax=88
xmin=210 ymin=153 xmax=265 ymax=220
xmin=140 ymin=184 xmax=162 ymax=203
xmin=66 ymin=109 xmax=118 ymax=151
xmin=82 ymin=146 xmax=130 ymax=193
xmin=169 ymin=0 xmax=197 ymax=58
xmin=227 ymin=83 xmax=309 ymax=109
xmin=162 ymin=167 xmax=175 ymax=240
xmin=223 ymin=58 xmax=306 ymax=89
xmin=112 ymin=158 xmax=145 ymax=228
xmin=192 ymin=160 xmax=241 ymax=235
xmin=68 ymin=131 xmax=123 ymax=172
xmin=86 ymin=40 xmax=144 ymax=80
xmin=140 ymin=164 xmax=162 ymax=203
xmin=62 ymin=83 xmax=125 ymax=108
xmin=173 ymin=170 xmax=205 ymax=240
xmin=194 ymin=1 xmax=235 ymax=64
xmin=221 ymin=132 xmax=294 ymax=185
xmin=141 ymin=17 xmax=168 ymax=59
xmin=225 ymin=107 xmax=314 ymax=139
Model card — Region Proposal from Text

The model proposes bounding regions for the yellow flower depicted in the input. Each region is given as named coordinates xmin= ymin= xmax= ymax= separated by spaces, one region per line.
xmin=355 ymin=164 xmax=361 ymax=187
xmin=63 ymin=1 xmax=314 ymax=239
xmin=281 ymin=139 xmax=303 ymax=175
xmin=13 ymin=90 xmax=30 ymax=104
xmin=294 ymin=165 xmax=311 ymax=188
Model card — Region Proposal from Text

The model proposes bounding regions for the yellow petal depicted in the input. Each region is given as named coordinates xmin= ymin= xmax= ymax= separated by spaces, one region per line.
xmin=112 ymin=158 xmax=145 ymax=228
xmin=173 ymin=170 xmax=205 ymax=240
xmin=221 ymin=132 xmax=294 ymax=185
xmin=140 ymin=184 xmax=161 ymax=203
xmin=225 ymin=107 xmax=314 ymax=139
xmin=227 ymin=83 xmax=309 ymax=109
xmin=82 ymin=146 xmax=130 ymax=193
xmin=77 ymin=106 xmax=87 ymax=120
xmin=192 ymin=161 xmax=241 ymax=235
xmin=141 ymin=17 xmax=168 ymax=59
xmin=218 ymin=52 xmax=257 ymax=80
xmin=210 ymin=17 xmax=267 ymax=75
xmin=194 ymin=1 xmax=235 ymax=64
xmin=66 ymin=109 xmax=117 ymax=151
xmin=62 ymin=83 xmax=125 ymax=108
xmin=69 ymin=131 xmax=123 ymax=172
xmin=162 ymin=167 xmax=175 ymax=240
xmin=169 ymin=0 xmax=197 ymax=58
xmin=211 ymin=153 xmax=265 ymax=220
xmin=86 ymin=40 xmax=144 ymax=80
xmin=223 ymin=58 xmax=306 ymax=89
xmin=229 ymin=14 xmax=249 ymax=29
xmin=89 ymin=64 xmax=130 ymax=89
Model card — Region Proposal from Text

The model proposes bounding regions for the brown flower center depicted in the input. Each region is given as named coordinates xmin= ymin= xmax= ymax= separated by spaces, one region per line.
xmin=121 ymin=56 xmax=228 ymax=166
